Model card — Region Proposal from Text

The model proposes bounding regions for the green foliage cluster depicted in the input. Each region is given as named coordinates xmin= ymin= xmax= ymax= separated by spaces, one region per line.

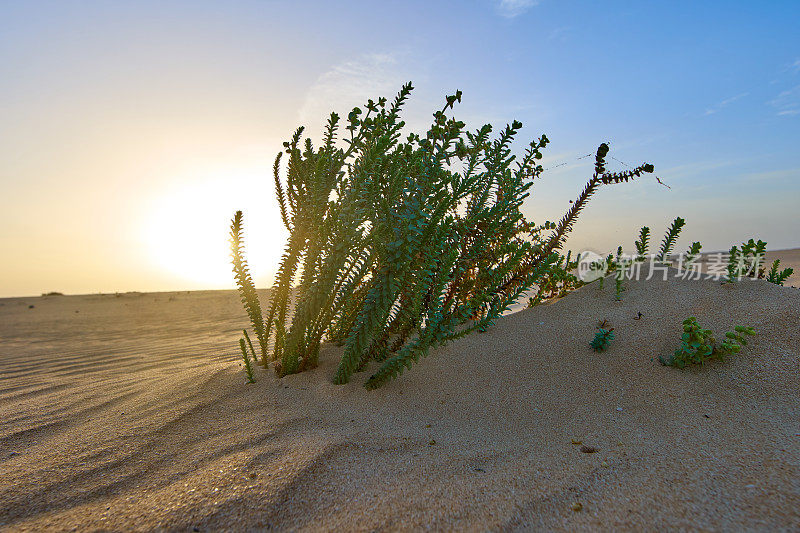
xmin=604 ymin=217 xmax=692 ymax=301
xmin=659 ymin=317 xmax=755 ymax=368
xmin=589 ymin=327 xmax=614 ymax=352
xmin=726 ymin=238 xmax=793 ymax=284
xmin=527 ymin=249 xmax=584 ymax=307
xmin=230 ymin=85 xmax=654 ymax=388
xmin=726 ymin=239 xmax=765 ymax=281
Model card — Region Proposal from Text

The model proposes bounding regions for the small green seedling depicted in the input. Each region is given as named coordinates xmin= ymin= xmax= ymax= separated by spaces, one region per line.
xmin=718 ymin=326 xmax=757 ymax=356
xmin=614 ymin=275 xmax=625 ymax=301
xmin=597 ymin=253 xmax=613 ymax=291
xmin=634 ymin=226 xmax=650 ymax=262
xmin=613 ymin=246 xmax=626 ymax=300
xmin=658 ymin=217 xmax=686 ymax=262
xmin=725 ymin=245 xmax=740 ymax=282
xmin=632 ymin=217 xmax=694 ymax=271
xmin=767 ymin=259 xmax=793 ymax=286
xmin=590 ymin=327 xmax=615 ymax=352
xmin=741 ymin=238 xmax=767 ymax=276
xmin=614 ymin=276 xmax=624 ymax=300
xmin=685 ymin=241 xmax=702 ymax=263
xmin=239 ymin=330 xmax=257 ymax=383
xmin=660 ymin=317 xmax=755 ymax=368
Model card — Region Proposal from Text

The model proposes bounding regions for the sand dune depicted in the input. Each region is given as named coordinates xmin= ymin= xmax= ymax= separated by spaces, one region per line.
xmin=1 ymin=263 xmax=799 ymax=530
xmin=700 ymin=248 xmax=800 ymax=288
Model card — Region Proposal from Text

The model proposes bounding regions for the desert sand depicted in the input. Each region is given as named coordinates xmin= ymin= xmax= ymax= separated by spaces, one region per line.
xmin=1 ymin=252 xmax=799 ymax=531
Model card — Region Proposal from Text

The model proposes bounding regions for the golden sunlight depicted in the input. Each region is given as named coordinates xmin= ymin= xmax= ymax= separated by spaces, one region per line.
xmin=140 ymin=164 xmax=286 ymax=287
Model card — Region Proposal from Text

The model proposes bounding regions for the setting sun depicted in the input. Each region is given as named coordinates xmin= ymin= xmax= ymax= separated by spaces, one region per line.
xmin=141 ymin=162 xmax=287 ymax=288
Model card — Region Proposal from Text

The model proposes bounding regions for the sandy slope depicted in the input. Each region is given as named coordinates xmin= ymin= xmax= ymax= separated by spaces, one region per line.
xmin=1 ymin=269 xmax=799 ymax=531
xmin=701 ymin=249 xmax=800 ymax=288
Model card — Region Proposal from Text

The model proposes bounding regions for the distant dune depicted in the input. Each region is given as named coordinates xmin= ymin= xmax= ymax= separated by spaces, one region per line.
xmin=1 ymin=260 xmax=799 ymax=530
xmin=700 ymin=248 xmax=800 ymax=287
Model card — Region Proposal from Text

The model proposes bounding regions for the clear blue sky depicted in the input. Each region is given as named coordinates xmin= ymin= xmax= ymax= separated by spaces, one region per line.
xmin=1 ymin=1 xmax=798 ymax=296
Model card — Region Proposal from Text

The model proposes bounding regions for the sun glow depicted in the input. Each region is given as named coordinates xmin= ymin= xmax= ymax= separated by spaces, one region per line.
xmin=141 ymin=164 xmax=286 ymax=288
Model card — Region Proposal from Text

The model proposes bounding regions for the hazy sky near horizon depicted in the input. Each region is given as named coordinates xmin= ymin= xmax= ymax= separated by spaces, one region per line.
xmin=1 ymin=0 xmax=799 ymax=297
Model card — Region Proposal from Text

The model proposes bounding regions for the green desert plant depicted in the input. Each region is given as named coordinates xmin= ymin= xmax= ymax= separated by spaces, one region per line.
xmin=726 ymin=245 xmax=741 ymax=282
xmin=725 ymin=239 xmax=792 ymax=284
xmin=596 ymin=253 xmax=614 ymax=290
xmin=229 ymin=85 xmax=655 ymax=389
xmin=230 ymin=211 xmax=268 ymax=364
xmin=657 ymin=216 xmax=686 ymax=262
xmin=590 ymin=327 xmax=615 ymax=352
xmin=659 ymin=317 xmax=755 ymax=368
xmin=684 ymin=241 xmax=702 ymax=264
xmin=527 ymin=249 xmax=584 ymax=306
xmin=766 ymin=259 xmax=793 ymax=285
xmin=740 ymin=238 xmax=766 ymax=255
xmin=613 ymin=246 xmax=626 ymax=300
xmin=239 ymin=330 xmax=257 ymax=383
xmin=738 ymin=238 xmax=768 ymax=278
xmin=633 ymin=217 xmax=692 ymax=265
xmin=634 ymin=226 xmax=650 ymax=261
xmin=718 ymin=325 xmax=757 ymax=356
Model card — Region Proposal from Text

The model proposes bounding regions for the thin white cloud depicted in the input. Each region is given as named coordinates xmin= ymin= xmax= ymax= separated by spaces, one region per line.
xmin=739 ymin=166 xmax=800 ymax=183
xmin=768 ymin=84 xmax=800 ymax=117
xmin=299 ymin=54 xmax=403 ymax=123
xmin=495 ymin=0 xmax=540 ymax=18
xmin=658 ymin=158 xmax=740 ymax=182
xmin=703 ymin=92 xmax=748 ymax=116
xmin=297 ymin=52 xmax=438 ymax=138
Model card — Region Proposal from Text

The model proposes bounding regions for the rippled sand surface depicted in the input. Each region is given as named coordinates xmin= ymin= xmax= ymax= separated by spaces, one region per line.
xmin=1 ymin=268 xmax=798 ymax=531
